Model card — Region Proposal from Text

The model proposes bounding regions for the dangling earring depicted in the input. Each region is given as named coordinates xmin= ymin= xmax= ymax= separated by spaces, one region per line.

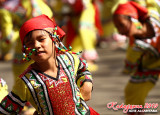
xmin=45 ymin=26 xmax=83 ymax=55
xmin=131 ymin=18 xmax=142 ymax=29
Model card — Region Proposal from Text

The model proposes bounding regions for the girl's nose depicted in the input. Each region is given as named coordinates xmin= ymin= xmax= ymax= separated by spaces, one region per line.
xmin=34 ymin=41 xmax=41 ymax=49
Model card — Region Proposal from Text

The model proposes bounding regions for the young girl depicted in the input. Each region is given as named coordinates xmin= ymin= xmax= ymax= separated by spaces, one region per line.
xmin=0 ymin=14 xmax=99 ymax=115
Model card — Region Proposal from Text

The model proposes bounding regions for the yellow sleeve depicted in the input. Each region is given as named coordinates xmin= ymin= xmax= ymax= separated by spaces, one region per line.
xmin=79 ymin=2 xmax=97 ymax=50
xmin=12 ymin=77 xmax=31 ymax=102
xmin=12 ymin=76 xmax=38 ymax=110
xmin=72 ymin=54 xmax=93 ymax=88
xmin=0 ymin=77 xmax=31 ymax=114
xmin=0 ymin=9 xmax=13 ymax=38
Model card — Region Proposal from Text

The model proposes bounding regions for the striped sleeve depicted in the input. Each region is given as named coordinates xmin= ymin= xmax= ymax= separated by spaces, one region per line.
xmin=0 ymin=77 xmax=31 ymax=114
xmin=76 ymin=57 xmax=93 ymax=88
xmin=0 ymin=92 xmax=26 ymax=114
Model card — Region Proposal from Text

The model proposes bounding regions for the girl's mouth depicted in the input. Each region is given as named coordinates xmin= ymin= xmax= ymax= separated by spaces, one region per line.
xmin=35 ymin=51 xmax=44 ymax=56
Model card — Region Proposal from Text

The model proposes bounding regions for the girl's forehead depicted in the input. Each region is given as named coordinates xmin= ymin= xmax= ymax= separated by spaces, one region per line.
xmin=24 ymin=30 xmax=49 ymax=43
xmin=32 ymin=30 xmax=48 ymax=36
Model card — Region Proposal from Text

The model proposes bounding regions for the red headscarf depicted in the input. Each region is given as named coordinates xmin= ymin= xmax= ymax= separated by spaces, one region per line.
xmin=20 ymin=14 xmax=66 ymax=45
xmin=114 ymin=1 xmax=148 ymax=22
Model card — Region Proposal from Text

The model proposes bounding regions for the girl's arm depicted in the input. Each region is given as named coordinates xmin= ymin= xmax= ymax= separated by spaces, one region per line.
xmin=0 ymin=77 xmax=29 ymax=114
xmin=76 ymin=57 xmax=93 ymax=101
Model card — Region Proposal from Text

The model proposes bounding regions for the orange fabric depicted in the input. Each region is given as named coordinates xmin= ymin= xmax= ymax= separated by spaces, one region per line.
xmin=114 ymin=1 xmax=148 ymax=21
xmin=89 ymin=107 xmax=100 ymax=115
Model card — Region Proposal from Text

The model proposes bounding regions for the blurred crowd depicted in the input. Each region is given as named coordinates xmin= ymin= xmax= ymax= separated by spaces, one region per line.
xmin=0 ymin=0 xmax=160 ymax=114
xmin=0 ymin=0 xmax=129 ymax=72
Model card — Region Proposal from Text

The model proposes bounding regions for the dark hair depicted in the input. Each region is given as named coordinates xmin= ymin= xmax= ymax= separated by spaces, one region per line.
xmin=25 ymin=31 xmax=33 ymax=40
xmin=24 ymin=29 xmax=53 ymax=44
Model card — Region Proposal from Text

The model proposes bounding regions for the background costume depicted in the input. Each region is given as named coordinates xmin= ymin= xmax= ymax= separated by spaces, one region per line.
xmin=99 ymin=0 xmax=127 ymax=49
xmin=123 ymin=0 xmax=160 ymax=74
xmin=62 ymin=0 xmax=102 ymax=71
xmin=114 ymin=1 xmax=160 ymax=106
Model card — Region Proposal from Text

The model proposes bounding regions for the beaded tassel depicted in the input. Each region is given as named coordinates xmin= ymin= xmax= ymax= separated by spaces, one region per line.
xmin=22 ymin=47 xmax=37 ymax=61
xmin=55 ymin=43 xmax=82 ymax=55
xmin=131 ymin=18 xmax=142 ymax=29
xmin=52 ymin=26 xmax=82 ymax=55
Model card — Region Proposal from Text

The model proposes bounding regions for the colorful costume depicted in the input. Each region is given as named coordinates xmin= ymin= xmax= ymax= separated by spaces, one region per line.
xmin=122 ymin=0 xmax=160 ymax=74
xmin=64 ymin=0 xmax=102 ymax=71
xmin=99 ymin=0 xmax=127 ymax=49
xmin=0 ymin=78 xmax=8 ymax=102
xmin=114 ymin=1 xmax=160 ymax=105
xmin=100 ymin=0 xmax=127 ymax=38
xmin=0 ymin=53 xmax=93 ymax=114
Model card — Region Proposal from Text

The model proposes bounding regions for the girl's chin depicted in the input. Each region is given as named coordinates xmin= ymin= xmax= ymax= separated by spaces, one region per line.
xmin=33 ymin=57 xmax=46 ymax=62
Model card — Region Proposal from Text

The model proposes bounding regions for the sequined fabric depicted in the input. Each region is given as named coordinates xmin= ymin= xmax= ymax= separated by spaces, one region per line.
xmin=38 ymin=65 xmax=75 ymax=114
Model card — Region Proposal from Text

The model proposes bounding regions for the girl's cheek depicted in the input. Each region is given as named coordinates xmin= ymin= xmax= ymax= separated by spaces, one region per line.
xmin=129 ymin=25 xmax=136 ymax=37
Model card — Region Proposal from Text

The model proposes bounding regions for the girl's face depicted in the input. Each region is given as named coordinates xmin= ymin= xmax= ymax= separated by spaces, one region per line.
xmin=24 ymin=29 xmax=55 ymax=63
xmin=113 ymin=15 xmax=135 ymax=37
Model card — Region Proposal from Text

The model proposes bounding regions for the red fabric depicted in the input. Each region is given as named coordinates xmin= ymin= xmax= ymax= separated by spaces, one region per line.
xmin=114 ymin=1 xmax=148 ymax=21
xmin=25 ymin=102 xmax=32 ymax=107
xmin=89 ymin=107 xmax=100 ymax=115
xmin=40 ymin=66 xmax=76 ymax=114
xmin=99 ymin=0 xmax=104 ymax=2
xmin=66 ymin=1 xmax=103 ymax=47
xmin=1 ymin=96 xmax=23 ymax=114
xmin=93 ymin=2 xmax=103 ymax=36
xmin=71 ymin=0 xmax=83 ymax=14
xmin=65 ymin=20 xmax=76 ymax=48
xmin=20 ymin=14 xmax=65 ymax=45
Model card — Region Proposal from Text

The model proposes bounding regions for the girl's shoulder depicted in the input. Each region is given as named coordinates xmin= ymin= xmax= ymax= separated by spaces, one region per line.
xmin=19 ymin=65 xmax=33 ymax=78
xmin=58 ymin=53 xmax=80 ymax=69
xmin=58 ymin=53 xmax=79 ymax=60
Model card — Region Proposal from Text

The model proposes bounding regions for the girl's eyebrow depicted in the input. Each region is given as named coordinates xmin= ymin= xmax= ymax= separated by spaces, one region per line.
xmin=36 ymin=34 xmax=47 ymax=39
xmin=25 ymin=30 xmax=49 ymax=43
xmin=25 ymin=35 xmax=45 ymax=44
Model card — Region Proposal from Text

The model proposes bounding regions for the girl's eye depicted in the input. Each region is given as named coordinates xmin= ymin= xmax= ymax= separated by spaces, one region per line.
xmin=25 ymin=41 xmax=33 ymax=46
xmin=39 ymin=38 xmax=45 ymax=42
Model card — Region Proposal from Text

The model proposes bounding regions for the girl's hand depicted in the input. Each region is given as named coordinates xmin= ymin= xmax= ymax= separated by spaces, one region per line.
xmin=80 ymin=82 xmax=93 ymax=101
